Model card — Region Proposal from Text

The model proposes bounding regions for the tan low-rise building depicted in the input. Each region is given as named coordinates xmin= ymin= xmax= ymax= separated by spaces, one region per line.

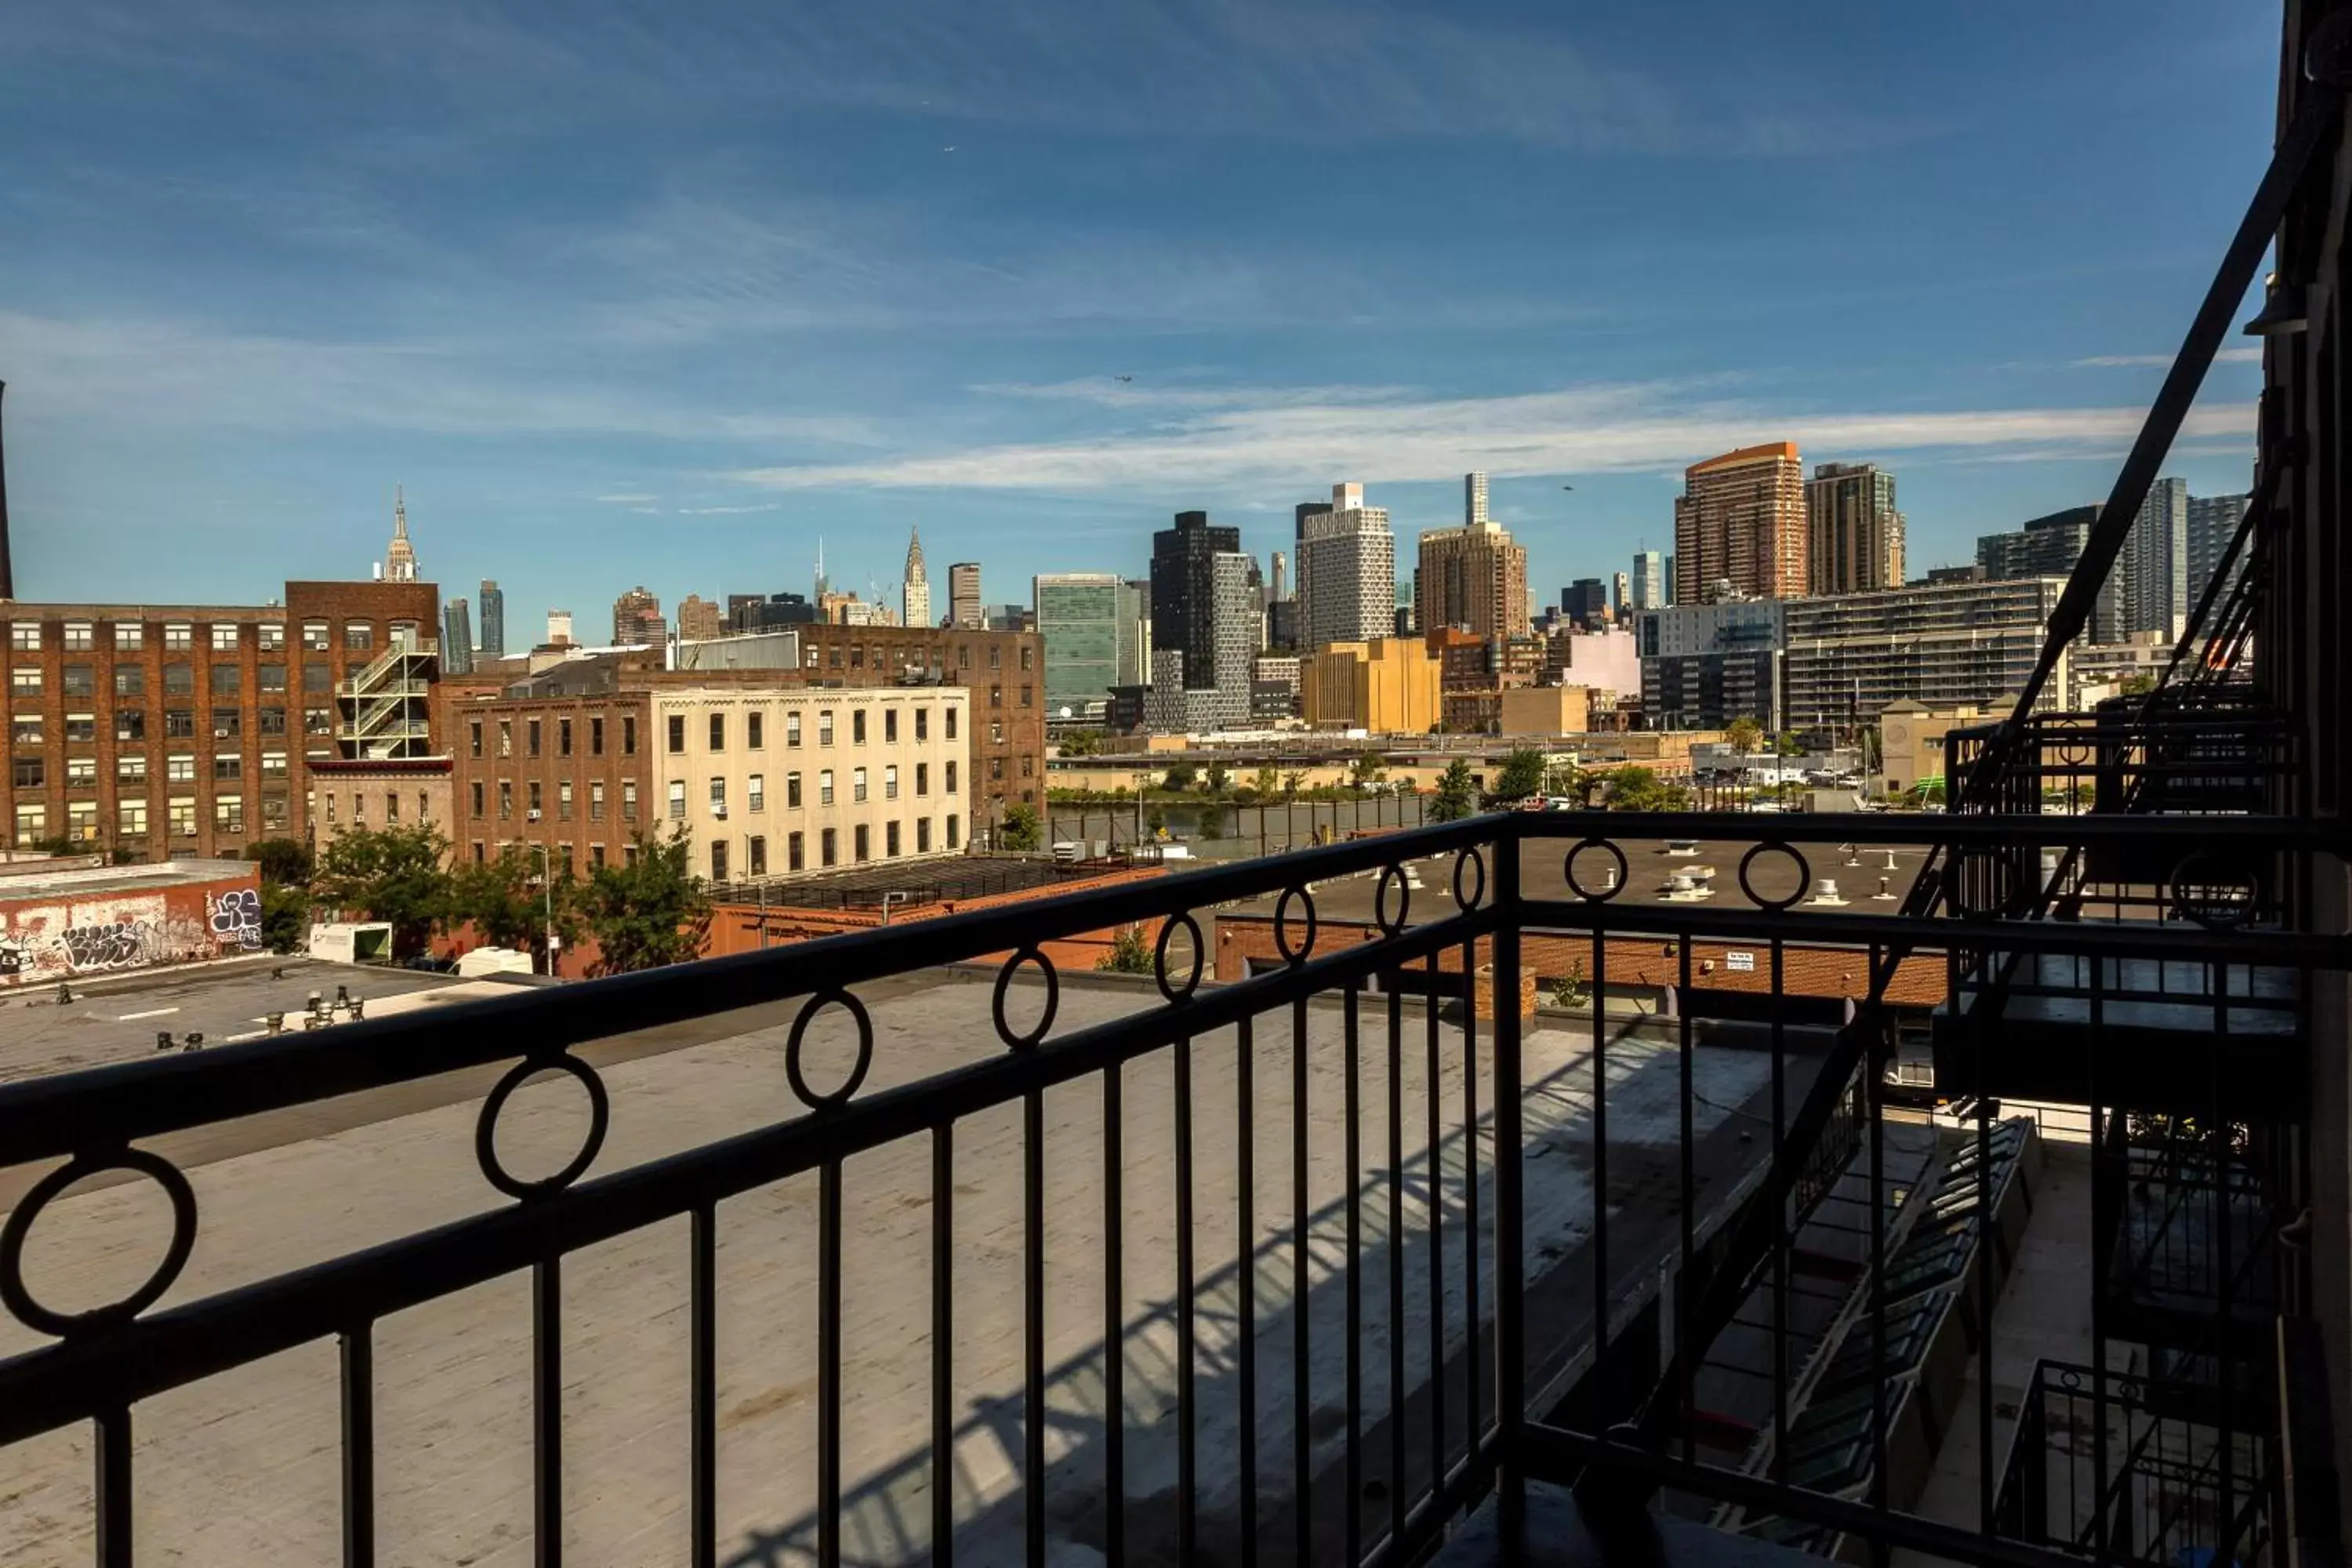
xmin=1495 ymin=684 xmax=1594 ymax=737
xmin=1302 ymin=637 xmax=1442 ymax=732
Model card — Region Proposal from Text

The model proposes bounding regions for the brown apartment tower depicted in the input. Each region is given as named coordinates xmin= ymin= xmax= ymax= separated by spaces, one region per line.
xmin=1673 ymin=441 xmax=1808 ymax=604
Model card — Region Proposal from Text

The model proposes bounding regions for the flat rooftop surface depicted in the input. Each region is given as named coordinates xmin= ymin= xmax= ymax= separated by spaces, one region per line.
xmin=0 ymin=858 xmax=252 ymax=901
xmin=0 ymin=971 xmax=1809 ymax=1567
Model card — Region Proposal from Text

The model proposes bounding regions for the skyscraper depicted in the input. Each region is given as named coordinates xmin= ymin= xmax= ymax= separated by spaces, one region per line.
xmin=2122 ymin=477 xmax=2190 ymax=637
xmin=949 ymin=562 xmax=982 ymax=630
xmin=441 ymin=598 xmax=474 ymax=676
xmin=1465 ymin=471 xmax=1490 ymax=526
xmin=2187 ymin=491 xmax=2252 ymax=614
xmin=1036 ymin=572 xmax=1129 ymax=719
xmin=477 ymin=580 xmax=506 ymax=656
xmin=676 ymin=594 xmax=724 ymax=642
xmin=1297 ymin=482 xmax=1397 ymax=651
xmin=1294 ymin=498 xmax=1333 ymax=543
xmin=1270 ymin=550 xmax=1289 ymax=604
xmin=1560 ymin=579 xmax=1610 ymax=631
xmin=383 ymin=487 xmax=419 ymax=583
xmin=1612 ymin=572 xmax=1632 ymax=621
xmin=1976 ymin=506 xmax=2119 ymax=642
xmin=1145 ymin=510 xmax=1252 ymax=728
xmin=1673 ymin=442 xmax=1808 ymax=603
xmin=903 ymin=529 xmax=932 ymax=630
xmin=1805 ymin=462 xmax=1906 ymax=595
xmin=1415 ymin=513 xmax=1530 ymax=640
xmin=612 ymin=587 xmax=666 ymax=646
xmin=1631 ymin=550 xmax=1665 ymax=612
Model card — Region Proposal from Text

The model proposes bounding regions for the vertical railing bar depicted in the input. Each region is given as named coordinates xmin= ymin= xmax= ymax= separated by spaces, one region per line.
xmin=1177 ymin=1033 xmax=1199 ymax=1568
xmin=535 ymin=1255 xmax=564 ymax=1568
xmin=1461 ymin=928 xmax=1482 ymax=1449
xmin=932 ymin=1126 xmax=955 ymax=1568
xmin=1592 ymin=916 xmax=1609 ymax=1370
xmin=342 ymin=1323 xmax=376 ymax=1568
xmin=1769 ymin=935 xmax=1788 ymax=1485
xmin=95 ymin=1406 xmax=132 ymax=1568
xmin=821 ymin=1159 xmax=845 ymax=1568
xmin=1292 ymin=993 xmax=1312 ymax=1568
xmin=2212 ymin=956 xmax=2238 ymax=1565
xmin=1102 ymin=1062 xmax=1126 ymax=1568
xmin=1237 ymin=1014 xmax=1260 ymax=1568
xmin=1345 ymin=977 xmax=1364 ymax=1568
xmin=1024 ymin=1077 xmax=1048 ymax=1568
xmin=1426 ymin=949 xmax=1447 ymax=1488
xmin=1867 ymin=945 xmax=1889 ymax=1568
xmin=2089 ymin=958 xmax=2109 ymax=1563
xmin=1386 ymin=982 xmax=1407 ymax=1545
xmin=1678 ymin=937 xmax=1696 ymax=1467
xmin=1494 ymin=831 xmax=1526 ymax=1552
xmin=1976 ymin=1011 xmax=1995 ymax=1540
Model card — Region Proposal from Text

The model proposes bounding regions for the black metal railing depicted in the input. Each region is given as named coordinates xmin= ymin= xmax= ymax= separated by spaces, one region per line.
xmin=0 ymin=808 xmax=2343 ymax=1568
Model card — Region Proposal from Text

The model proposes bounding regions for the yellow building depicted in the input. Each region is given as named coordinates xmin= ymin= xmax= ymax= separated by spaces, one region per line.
xmin=1301 ymin=638 xmax=1443 ymax=733
xmin=1496 ymin=684 xmax=1593 ymax=737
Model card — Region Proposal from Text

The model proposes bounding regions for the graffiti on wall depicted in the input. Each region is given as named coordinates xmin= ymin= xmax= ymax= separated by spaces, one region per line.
xmin=0 ymin=880 xmax=264 ymax=985
xmin=209 ymin=887 xmax=264 ymax=950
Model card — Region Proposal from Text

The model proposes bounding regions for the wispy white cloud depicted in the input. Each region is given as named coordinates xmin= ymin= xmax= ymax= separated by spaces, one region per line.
xmin=674 ymin=503 xmax=782 ymax=515
xmin=732 ymin=381 xmax=2257 ymax=494
xmin=2073 ymin=347 xmax=2264 ymax=368
xmin=970 ymin=377 xmax=1421 ymax=411
xmin=594 ymin=492 xmax=659 ymax=503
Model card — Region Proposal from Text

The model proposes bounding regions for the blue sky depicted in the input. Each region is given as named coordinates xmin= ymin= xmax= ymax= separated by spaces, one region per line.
xmin=0 ymin=0 xmax=2274 ymax=628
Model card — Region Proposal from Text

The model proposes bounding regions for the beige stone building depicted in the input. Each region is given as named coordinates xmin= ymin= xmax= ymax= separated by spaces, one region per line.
xmin=1414 ymin=519 xmax=1530 ymax=641
xmin=1496 ymin=684 xmax=1594 ymax=737
xmin=1301 ymin=638 xmax=1443 ymax=734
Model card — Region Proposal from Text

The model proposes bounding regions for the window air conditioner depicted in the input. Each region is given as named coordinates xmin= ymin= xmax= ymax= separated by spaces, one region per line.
xmin=527 ymin=808 xmax=543 ymax=822
xmin=713 ymin=804 xmax=728 ymax=818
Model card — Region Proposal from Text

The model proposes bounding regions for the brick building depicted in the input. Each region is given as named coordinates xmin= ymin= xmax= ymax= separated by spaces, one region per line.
xmin=0 ymin=579 xmax=439 ymax=861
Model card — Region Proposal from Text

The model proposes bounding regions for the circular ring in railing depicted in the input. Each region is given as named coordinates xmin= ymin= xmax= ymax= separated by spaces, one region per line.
xmin=475 ymin=1052 xmax=613 ymax=1199
xmin=2055 ymin=1366 xmax=2085 ymax=1394
xmin=1154 ymin=913 xmax=1204 ymax=1003
xmin=992 ymin=946 xmax=1060 ymax=1051
xmin=0 ymin=1147 xmax=198 ymax=1338
xmin=2057 ymin=737 xmax=2092 ymax=768
xmin=1452 ymin=846 xmax=1486 ymax=912
xmin=1373 ymin=864 xmax=1411 ymax=937
xmin=2168 ymin=851 xmax=2259 ymax=931
xmin=1736 ymin=841 xmax=1811 ymax=913
xmin=1563 ymin=837 xmax=1628 ymax=904
xmin=1945 ymin=846 xmax=2024 ymax=921
xmin=1273 ymin=885 xmax=1319 ymax=966
xmin=786 ymin=989 xmax=877 ymax=1109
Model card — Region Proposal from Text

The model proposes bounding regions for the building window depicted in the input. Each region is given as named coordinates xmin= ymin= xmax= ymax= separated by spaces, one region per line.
xmin=214 ymin=756 xmax=241 ymax=782
xmin=386 ymin=792 xmax=401 ymax=822
xmin=1021 ymin=645 xmax=1033 ymax=671
xmin=211 ymin=624 xmax=240 ymax=652
xmin=622 ymin=716 xmax=637 ymax=755
xmin=9 ymin=757 xmax=39 ymax=789
xmin=788 ymin=831 xmax=805 ymax=872
xmin=818 ymin=712 xmax=835 ymax=746
xmin=257 ymin=624 xmax=284 ymax=652
xmin=64 ymin=800 xmax=98 ymax=842
xmin=884 ymin=709 xmax=898 ymax=743
xmin=117 ymin=754 xmax=147 ymax=783
xmin=946 ymin=708 xmax=959 ymax=741
xmin=528 ymin=780 xmax=543 ymax=815
xmin=118 ymin=800 xmax=147 ymax=837
xmin=787 ymin=771 xmax=801 ymax=808
xmin=624 ymin=843 xmax=638 ymax=868
xmin=60 ymin=714 xmax=95 ymax=744
xmin=749 ymin=835 xmax=767 ymax=877
xmin=884 ymin=765 xmax=898 ymax=800
xmin=885 ymin=819 xmax=900 ymax=857
xmin=305 ymin=708 xmax=333 ymax=738
xmin=989 ymin=757 xmax=1004 ymax=782
xmin=622 ymin=780 xmax=638 ymax=821
xmin=471 ymin=782 xmax=486 ymax=818
xmin=710 ymin=840 xmax=729 ymax=881
xmin=6 ymin=623 xmax=36 ymax=652
xmin=62 ymin=622 xmax=92 ymax=652
xmin=820 ymin=827 xmax=837 ymax=867
xmin=470 ymin=719 xmax=483 ymax=758
xmin=9 ymin=669 xmax=37 ymax=695
xmin=528 ymin=718 xmax=542 ymax=758
xmin=916 ymin=816 xmax=931 ymax=853
xmin=261 ymin=752 xmax=288 ymax=779
xmin=473 ymin=841 xmax=487 ymax=865
xmin=13 ymin=803 xmax=45 ymax=844
xmin=164 ymin=623 xmax=194 ymax=652
xmin=113 ymin=622 xmax=143 ymax=651
xmin=819 ymin=769 xmax=834 ymax=806
xmin=947 ymin=813 xmax=960 ymax=849
xmin=915 ymin=763 xmax=928 ymax=797
xmin=709 ymin=713 xmax=725 ymax=750
xmin=167 ymin=799 xmax=196 ymax=837
xmin=212 ymin=707 xmax=241 ymax=739
xmin=303 ymin=663 xmax=331 ymax=694
xmin=748 ymin=773 xmax=764 ymax=812
xmin=590 ymin=781 xmax=605 ymax=821
xmin=161 ymin=663 xmax=194 ymax=697
xmin=853 ymin=767 xmax=868 ymax=803
xmin=915 ymin=707 xmax=928 ymax=741
xmin=559 ymin=717 xmax=572 ymax=757
xmin=1021 ymin=685 xmax=1033 ymax=708
xmin=591 ymin=716 xmax=604 ymax=755
xmin=10 ymin=717 xmax=40 ymax=748
xmin=747 ymin=713 xmax=764 ymax=750
xmin=946 ymin=760 xmax=959 ymax=794
xmin=708 ymin=776 xmax=725 ymax=811
xmin=853 ymin=710 xmax=867 ymax=745
xmin=558 ymin=779 xmax=574 ymax=820
xmin=786 ymin=713 xmax=802 ymax=747
xmin=116 ymin=712 xmax=145 ymax=742
xmin=590 ymin=843 xmax=606 ymax=869
xmin=344 ymin=623 xmax=373 ymax=652
xmin=259 ymin=708 xmax=287 ymax=738
xmin=263 ymin=797 xmax=289 ymax=829
xmin=669 ymin=780 xmax=687 ymax=820
xmin=499 ymin=781 xmax=513 ymax=819
xmin=1022 ymin=754 xmax=1033 ymax=778
xmin=497 ymin=720 xmax=512 ymax=757
xmin=257 ymin=664 xmax=286 ymax=694
xmin=990 ymin=722 xmax=1004 ymax=746
xmin=989 ymin=646 xmax=1000 ymax=671
xmin=668 ymin=714 xmax=686 ymax=754
xmin=216 ymin=796 xmax=245 ymax=833
xmin=60 ymin=665 xmax=93 ymax=698
xmin=990 ymin=685 xmax=1002 ymax=709
xmin=210 ymin=665 xmax=240 ymax=697
xmin=853 ymin=824 xmax=869 ymax=862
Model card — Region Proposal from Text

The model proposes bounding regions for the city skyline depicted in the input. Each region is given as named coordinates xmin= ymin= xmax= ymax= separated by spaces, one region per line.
xmin=0 ymin=0 xmax=2270 ymax=623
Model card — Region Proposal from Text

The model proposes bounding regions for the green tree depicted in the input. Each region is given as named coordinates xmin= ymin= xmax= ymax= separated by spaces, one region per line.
xmin=2119 ymin=672 xmax=2158 ymax=696
xmin=448 ymin=844 xmax=584 ymax=968
xmin=1162 ymin=761 xmax=1198 ymax=793
xmin=1349 ymin=749 xmax=1387 ymax=789
xmin=1428 ymin=759 xmax=1478 ymax=822
xmin=1197 ymin=808 xmax=1224 ymax=840
xmin=1097 ymin=924 xmax=1155 ymax=975
xmin=1145 ymin=804 xmax=1168 ymax=837
xmin=1606 ymin=766 xmax=1690 ymax=814
xmin=1486 ymin=747 xmax=1548 ymax=805
xmin=1723 ymin=715 xmax=1765 ymax=754
xmin=247 ymin=837 xmax=317 ymax=955
xmin=1777 ymin=729 xmax=1805 ymax=756
xmin=1203 ymin=760 xmax=1231 ymax=794
xmin=1000 ymin=802 xmax=1044 ymax=852
xmin=313 ymin=823 xmax=453 ymax=959
xmin=1252 ymin=764 xmax=1280 ymax=797
xmin=576 ymin=829 xmax=712 ymax=975
xmin=1058 ymin=729 xmax=1105 ymax=757
xmin=246 ymin=837 xmax=314 ymax=887
xmin=1282 ymin=769 xmax=1307 ymax=797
